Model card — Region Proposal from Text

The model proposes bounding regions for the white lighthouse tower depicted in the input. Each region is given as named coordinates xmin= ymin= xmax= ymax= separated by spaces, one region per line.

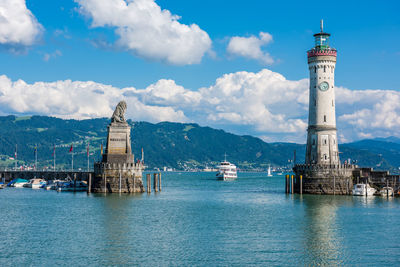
xmin=293 ymin=21 xmax=354 ymax=195
xmin=305 ymin=20 xmax=339 ymax=165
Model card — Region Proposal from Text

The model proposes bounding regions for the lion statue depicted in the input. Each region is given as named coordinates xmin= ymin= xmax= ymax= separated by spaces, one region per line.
xmin=111 ymin=100 xmax=127 ymax=123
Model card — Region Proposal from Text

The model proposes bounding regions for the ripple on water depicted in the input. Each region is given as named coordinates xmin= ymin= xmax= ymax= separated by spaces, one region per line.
xmin=0 ymin=173 xmax=399 ymax=266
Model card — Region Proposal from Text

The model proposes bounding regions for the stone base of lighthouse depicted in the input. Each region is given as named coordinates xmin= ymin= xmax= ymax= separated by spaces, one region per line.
xmin=293 ymin=164 xmax=355 ymax=195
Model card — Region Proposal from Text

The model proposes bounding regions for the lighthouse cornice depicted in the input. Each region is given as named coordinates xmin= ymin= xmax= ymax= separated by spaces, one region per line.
xmin=307 ymin=125 xmax=337 ymax=131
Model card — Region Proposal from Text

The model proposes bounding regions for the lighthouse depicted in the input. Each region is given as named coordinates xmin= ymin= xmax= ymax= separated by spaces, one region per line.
xmin=305 ymin=20 xmax=339 ymax=165
xmin=293 ymin=21 xmax=354 ymax=195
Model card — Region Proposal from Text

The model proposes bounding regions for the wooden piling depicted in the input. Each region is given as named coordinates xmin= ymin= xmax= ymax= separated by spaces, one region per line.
xmin=386 ymin=178 xmax=389 ymax=198
xmin=300 ymin=175 xmax=303 ymax=195
xmin=158 ymin=172 xmax=162 ymax=191
xmin=88 ymin=173 xmax=92 ymax=193
xmin=146 ymin=174 xmax=151 ymax=193
xmin=291 ymin=175 xmax=294 ymax=194
xmin=285 ymin=174 xmax=289 ymax=194
xmin=133 ymin=175 xmax=135 ymax=193
xmin=154 ymin=173 xmax=158 ymax=192
xmin=73 ymin=173 xmax=77 ymax=192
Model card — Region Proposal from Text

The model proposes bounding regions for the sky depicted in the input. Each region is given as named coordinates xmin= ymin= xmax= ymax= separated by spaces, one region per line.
xmin=0 ymin=0 xmax=399 ymax=143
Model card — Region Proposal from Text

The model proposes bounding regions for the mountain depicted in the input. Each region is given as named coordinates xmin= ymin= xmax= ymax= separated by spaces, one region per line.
xmin=0 ymin=115 xmax=398 ymax=171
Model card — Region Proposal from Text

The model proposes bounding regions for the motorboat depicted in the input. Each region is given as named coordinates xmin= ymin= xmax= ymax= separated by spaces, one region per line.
xmin=57 ymin=181 xmax=88 ymax=192
xmin=0 ymin=182 xmax=4 ymax=189
xmin=352 ymin=183 xmax=376 ymax=196
xmin=45 ymin=180 xmax=62 ymax=190
xmin=216 ymin=155 xmax=237 ymax=181
xmin=379 ymin=187 xmax=394 ymax=197
xmin=8 ymin=178 xmax=29 ymax=188
xmin=24 ymin=179 xmax=46 ymax=189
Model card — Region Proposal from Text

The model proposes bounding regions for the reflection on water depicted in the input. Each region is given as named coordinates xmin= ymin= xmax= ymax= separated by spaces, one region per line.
xmin=95 ymin=194 xmax=143 ymax=265
xmin=301 ymin=195 xmax=348 ymax=266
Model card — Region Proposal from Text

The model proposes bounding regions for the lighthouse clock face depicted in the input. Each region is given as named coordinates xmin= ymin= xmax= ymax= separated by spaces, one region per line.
xmin=318 ymin=81 xmax=329 ymax=91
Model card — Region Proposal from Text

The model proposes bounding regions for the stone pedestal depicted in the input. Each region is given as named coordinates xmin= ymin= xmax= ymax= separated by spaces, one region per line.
xmin=92 ymin=122 xmax=144 ymax=193
xmin=293 ymin=164 xmax=355 ymax=195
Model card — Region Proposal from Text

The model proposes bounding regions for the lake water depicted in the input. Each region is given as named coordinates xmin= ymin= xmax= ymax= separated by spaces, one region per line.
xmin=0 ymin=172 xmax=399 ymax=266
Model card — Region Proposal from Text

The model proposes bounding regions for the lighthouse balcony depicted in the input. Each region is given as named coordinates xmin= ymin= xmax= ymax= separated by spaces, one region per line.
xmin=307 ymin=48 xmax=337 ymax=58
xmin=293 ymin=163 xmax=356 ymax=172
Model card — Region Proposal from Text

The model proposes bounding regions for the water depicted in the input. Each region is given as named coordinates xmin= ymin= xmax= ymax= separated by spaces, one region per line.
xmin=0 ymin=172 xmax=399 ymax=266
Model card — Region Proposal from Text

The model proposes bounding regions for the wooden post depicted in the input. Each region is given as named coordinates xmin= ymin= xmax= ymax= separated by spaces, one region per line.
xmin=285 ymin=175 xmax=289 ymax=194
xmin=146 ymin=174 xmax=151 ymax=193
xmin=386 ymin=178 xmax=389 ymax=198
xmin=158 ymin=172 xmax=162 ymax=192
xmin=365 ymin=181 xmax=367 ymax=197
xmin=88 ymin=173 xmax=92 ymax=193
xmin=154 ymin=173 xmax=158 ymax=192
xmin=291 ymin=175 xmax=294 ymax=194
xmin=73 ymin=173 xmax=77 ymax=192
xmin=300 ymin=175 xmax=303 ymax=195
xmin=133 ymin=175 xmax=135 ymax=193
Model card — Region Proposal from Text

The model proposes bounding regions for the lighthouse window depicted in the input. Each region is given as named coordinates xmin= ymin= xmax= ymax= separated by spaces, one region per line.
xmin=324 ymin=139 xmax=327 ymax=145
xmin=332 ymin=100 xmax=334 ymax=107
xmin=324 ymin=66 xmax=326 ymax=72
xmin=324 ymin=154 xmax=327 ymax=160
xmin=314 ymin=66 xmax=316 ymax=73
xmin=324 ymin=115 xmax=326 ymax=122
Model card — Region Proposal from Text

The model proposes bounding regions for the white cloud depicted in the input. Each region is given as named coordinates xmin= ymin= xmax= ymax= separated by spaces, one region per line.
xmin=336 ymin=87 xmax=400 ymax=140
xmin=227 ymin=32 xmax=274 ymax=64
xmin=43 ymin=50 xmax=62 ymax=62
xmin=1 ymin=69 xmax=399 ymax=143
xmin=0 ymin=0 xmax=43 ymax=50
xmin=75 ymin=0 xmax=212 ymax=65
xmin=0 ymin=75 xmax=187 ymax=123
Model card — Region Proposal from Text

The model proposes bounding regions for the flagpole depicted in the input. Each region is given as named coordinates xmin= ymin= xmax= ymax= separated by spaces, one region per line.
xmin=72 ymin=151 xmax=74 ymax=171
xmin=87 ymin=142 xmax=90 ymax=172
xmin=53 ymin=145 xmax=56 ymax=171
xmin=15 ymin=144 xmax=17 ymax=170
xmin=35 ymin=144 xmax=37 ymax=171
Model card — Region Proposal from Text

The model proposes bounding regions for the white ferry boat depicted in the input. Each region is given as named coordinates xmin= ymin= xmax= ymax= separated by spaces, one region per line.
xmin=352 ymin=183 xmax=376 ymax=196
xmin=216 ymin=155 xmax=237 ymax=181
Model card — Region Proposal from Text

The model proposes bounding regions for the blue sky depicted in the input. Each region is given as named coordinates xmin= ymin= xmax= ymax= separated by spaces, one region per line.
xmin=0 ymin=0 xmax=399 ymax=143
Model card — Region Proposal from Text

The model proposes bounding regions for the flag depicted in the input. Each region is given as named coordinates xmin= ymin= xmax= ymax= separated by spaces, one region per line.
xmin=101 ymin=143 xmax=103 ymax=155
xmin=34 ymin=145 xmax=37 ymax=156
xmin=69 ymin=144 xmax=73 ymax=153
xmin=15 ymin=144 xmax=17 ymax=158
